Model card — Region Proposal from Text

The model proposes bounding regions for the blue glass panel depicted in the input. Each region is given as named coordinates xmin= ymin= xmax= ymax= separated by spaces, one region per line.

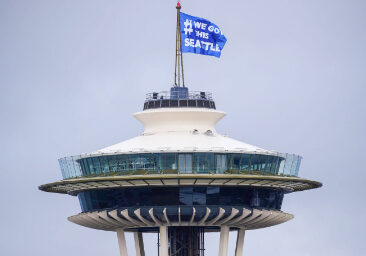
xmin=159 ymin=154 xmax=177 ymax=170
xmin=107 ymin=155 xmax=118 ymax=173
xmin=230 ymin=154 xmax=241 ymax=170
xmin=116 ymin=154 xmax=129 ymax=172
xmin=215 ymin=154 xmax=227 ymax=173
xmin=99 ymin=156 xmax=109 ymax=173
xmin=240 ymin=155 xmax=250 ymax=171
xmin=78 ymin=186 xmax=284 ymax=212
xmin=250 ymin=155 xmax=260 ymax=172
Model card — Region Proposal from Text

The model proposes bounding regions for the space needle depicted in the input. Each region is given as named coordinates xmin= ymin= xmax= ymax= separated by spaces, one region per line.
xmin=39 ymin=2 xmax=322 ymax=256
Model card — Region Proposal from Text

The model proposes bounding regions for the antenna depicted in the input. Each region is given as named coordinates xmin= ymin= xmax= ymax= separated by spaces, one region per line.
xmin=174 ymin=1 xmax=185 ymax=87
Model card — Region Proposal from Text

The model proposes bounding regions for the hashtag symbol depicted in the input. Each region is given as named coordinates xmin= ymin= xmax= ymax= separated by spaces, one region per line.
xmin=183 ymin=19 xmax=193 ymax=35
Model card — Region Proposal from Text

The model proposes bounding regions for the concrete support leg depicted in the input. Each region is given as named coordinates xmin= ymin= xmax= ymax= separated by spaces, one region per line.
xmin=235 ymin=229 xmax=246 ymax=256
xmin=134 ymin=232 xmax=145 ymax=256
xmin=160 ymin=226 xmax=169 ymax=256
xmin=117 ymin=229 xmax=128 ymax=256
xmin=218 ymin=226 xmax=230 ymax=256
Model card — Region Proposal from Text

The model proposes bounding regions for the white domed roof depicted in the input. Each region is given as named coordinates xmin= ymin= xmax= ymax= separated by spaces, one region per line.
xmin=89 ymin=108 xmax=279 ymax=156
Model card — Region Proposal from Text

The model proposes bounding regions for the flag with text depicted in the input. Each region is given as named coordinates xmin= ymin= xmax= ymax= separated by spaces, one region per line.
xmin=180 ymin=12 xmax=227 ymax=58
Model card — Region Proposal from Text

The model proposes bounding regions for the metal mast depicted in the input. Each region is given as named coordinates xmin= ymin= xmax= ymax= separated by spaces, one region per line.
xmin=174 ymin=1 xmax=185 ymax=87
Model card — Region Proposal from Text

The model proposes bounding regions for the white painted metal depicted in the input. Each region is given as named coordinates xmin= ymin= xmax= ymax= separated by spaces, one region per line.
xmin=218 ymin=226 xmax=230 ymax=256
xmin=215 ymin=208 xmax=239 ymax=226
xmin=160 ymin=226 xmax=169 ymax=256
xmin=98 ymin=211 xmax=122 ymax=227
xmin=198 ymin=207 xmax=211 ymax=225
xmin=43 ymin=175 xmax=319 ymax=194
xmin=85 ymin=108 xmax=279 ymax=157
xmin=189 ymin=207 xmax=196 ymax=224
xmin=225 ymin=208 xmax=251 ymax=226
xmin=134 ymin=232 xmax=145 ymax=256
xmin=134 ymin=209 xmax=154 ymax=226
xmin=207 ymin=208 xmax=225 ymax=225
xmin=117 ymin=229 xmax=128 ymax=256
xmin=109 ymin=209 xmax=134 ymax=227
xmin=68 ymin=208 xmax=293 ymax=231
xmin=242 ymin=210 xmax=271 ymax=227
xmin=163 ymin=208 xmax=171 ymax=225
xmin=148 ymin=208 xmax=163 ymax=225
xmin=236 ymin=209 xmax=262 ymax=226
xmin=235 ymin=229 xmax=245 ymax=256
xmin=121 ymin=209 xmax=145 ymax=226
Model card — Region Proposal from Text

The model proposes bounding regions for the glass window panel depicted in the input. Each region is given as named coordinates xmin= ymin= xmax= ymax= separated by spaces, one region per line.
xmin=185 ymin=154 xmax=192 ymax=173
xmin=117 ymin=155 xmax=129 ymax=171
xmin=278 ymin=157 xmax=285 ymax=175
xmin=193 ymin=153 xmax=214 ymax=173
xmin=107 ymin=155 xmax=117 ymax=173
xmin=283 ymin=154 xmax=292 ymax=175
xmin=193 ymin=187 xmax=206 ymax=205
xmin=178 ymin=154 xmax=192 ymax=173
xmin=77 ymin=187 xmax=284 ymax=212
xmin=99 ymin=156 xmax=109 ymax=173
xmin=86 ymin=158 xmax=94 ymax=174
xmin=72 ymin=157 xmax=82 ymax=177
xmin=92 ymin=157 xmax=103 ymax=174
xmin=66 ymin=153 xmax=301 ymax=178
xmin=231 ymin=154 xmax=241 ymax=170
xmin=250 ymin=155 xmax=260 ymax=171
xmin=146 ymin=154 xmax=156 ymax=170
xmin=240 ymin=155 xmax=250 ymax=171
xmin=159 ymin=154 xmax=177 ymax=170
xmin=178 ymin=154 xmax=185 ymax=173
xmin=59 ymin=158 xmax=66 ymax=179
xmin=193 ymin=153 xmax=205 ymax=173
xmin=205 ymin=153 xmax=215 ymax=173
xmin=216 ymin=154 xmax=227 ymax=173
xmin=129 ymin=154 xmax=155 ymax=170
xmin=250 ymin=189 xmax=260 ymax=207
xmin=179 ymin=187 xmax=193 ymax=205
xmin=206 ymin=187 xmax=220 ymax=205
xmin=270 ymin=157 xmax=279 ymax=174
xmin=295 ymin=157 xmax=302 ymax=176
xmin=259 ymin=155 xmax=267 ymax=172
xmin=264 ymin=156 xmax=272 ymax=172
xmin=82 ymin=158 xmax=90 ymax=176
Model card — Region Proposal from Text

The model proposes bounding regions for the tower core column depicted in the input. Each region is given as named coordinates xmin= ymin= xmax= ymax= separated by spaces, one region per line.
xmin=117 ymin=229 xmax=128 ymax=256
xmin=134 ymin=232 xmax=145 ymax=256
xmin=235 ymin=229 xmax=246 ymax=256
xmin=218 ymin=226 xmax=230 ymax=256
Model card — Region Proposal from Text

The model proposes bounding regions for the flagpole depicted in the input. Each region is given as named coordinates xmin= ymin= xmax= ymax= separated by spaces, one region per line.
xmin=175 ymin=1 xmax=185 ymax=87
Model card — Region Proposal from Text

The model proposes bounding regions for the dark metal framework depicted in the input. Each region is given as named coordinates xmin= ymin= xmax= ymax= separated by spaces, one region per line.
xmin=168 ymin=227 xmax=205 ymax=256
xmin=143 ymin=99 xmax=216 ymax=110
xmin=143 ymin=90 xmax=216 ymax=110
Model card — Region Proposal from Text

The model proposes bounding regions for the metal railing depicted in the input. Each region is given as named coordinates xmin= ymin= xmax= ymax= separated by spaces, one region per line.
xmin=58 ymin=153 xmax=302 ymax=180
xmin=145 ymin=91 xmax=213 ymax=101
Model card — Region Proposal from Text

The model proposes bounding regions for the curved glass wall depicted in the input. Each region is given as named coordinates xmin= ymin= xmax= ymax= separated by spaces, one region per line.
xmin=78 ymin=186 xmax=284 ymax=212
xmin=59 ymin=153 xmax=301 ymax=179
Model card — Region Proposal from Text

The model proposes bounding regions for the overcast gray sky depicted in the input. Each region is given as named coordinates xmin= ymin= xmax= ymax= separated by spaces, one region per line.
xmin=1 ymin=0 xmax=365 ymax=255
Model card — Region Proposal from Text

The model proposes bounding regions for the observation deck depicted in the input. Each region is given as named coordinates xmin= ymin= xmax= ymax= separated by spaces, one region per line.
xmin=39 ymin=86 xmax=322 ymax=256
xmin=143 ymin=87 xmax=216 ymax=110
xmin=40 ymin=86 xmax=321 ymax=194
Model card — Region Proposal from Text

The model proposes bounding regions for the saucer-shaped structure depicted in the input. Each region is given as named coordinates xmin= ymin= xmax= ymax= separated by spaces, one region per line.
xmin=40 ymin=87 xmax=321 ymax=256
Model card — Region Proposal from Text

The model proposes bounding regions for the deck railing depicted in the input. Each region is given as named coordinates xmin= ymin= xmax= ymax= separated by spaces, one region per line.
xmin=58 ymin=153 xmax=302 ymax=180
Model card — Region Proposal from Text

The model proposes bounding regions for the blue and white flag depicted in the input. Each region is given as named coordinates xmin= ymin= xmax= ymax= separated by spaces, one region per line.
xmin=180 ymin=12 xmax=227 ymax=58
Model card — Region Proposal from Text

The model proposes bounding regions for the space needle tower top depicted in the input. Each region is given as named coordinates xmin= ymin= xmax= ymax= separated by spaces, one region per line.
xmin=39 ymin=2 xmax=322 ymax=256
